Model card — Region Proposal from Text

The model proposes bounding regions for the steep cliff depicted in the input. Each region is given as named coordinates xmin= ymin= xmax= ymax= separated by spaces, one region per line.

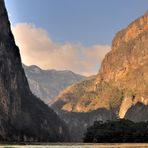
xmin=52 ymin=12 xmax=148 ymax=141
xmin=0 ymin=0 xmax=69 ymax=142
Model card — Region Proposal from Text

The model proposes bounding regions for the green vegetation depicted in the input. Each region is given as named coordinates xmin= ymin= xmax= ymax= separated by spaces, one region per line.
xmin=84 ymin=119 xmax=148 ymax=143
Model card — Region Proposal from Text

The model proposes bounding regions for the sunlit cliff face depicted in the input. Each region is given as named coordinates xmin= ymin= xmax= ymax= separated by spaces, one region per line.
xmin=112 ymin=12 xmax=148 ymax=51
xmin=100 ymin=12 xmax=148 ymax=82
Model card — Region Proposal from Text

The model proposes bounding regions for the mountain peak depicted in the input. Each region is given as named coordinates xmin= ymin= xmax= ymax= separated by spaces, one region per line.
xmin=112 ymin=12 xmax=148 ymax=51
xmin=100 ymin=12 xmax=148 ymax=82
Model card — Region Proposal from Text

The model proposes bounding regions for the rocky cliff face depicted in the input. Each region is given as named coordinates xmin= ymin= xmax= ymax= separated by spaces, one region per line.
xmin=100 ymin=11 xmax=148 ymax=83
xmin=0 ymin=0 xmax=69 ymax=142
xmin=23 ymin=64 xmax=86 ymax=105
xmin=52 ymin=12 xmax=148 ymax=141
xmin=98 ymin=11 xmax=148 ymax=118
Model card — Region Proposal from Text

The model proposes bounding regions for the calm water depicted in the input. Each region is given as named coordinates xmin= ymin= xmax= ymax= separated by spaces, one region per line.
xmin=1 ymin=144 xmax=148 ymax=148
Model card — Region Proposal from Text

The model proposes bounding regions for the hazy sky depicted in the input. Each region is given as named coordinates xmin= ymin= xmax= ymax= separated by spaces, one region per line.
xmin=5 ymin=0 xmax=148 ymax=75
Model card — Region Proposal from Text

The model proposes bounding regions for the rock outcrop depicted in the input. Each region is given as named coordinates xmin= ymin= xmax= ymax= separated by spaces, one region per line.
xmin=52 ymin=12 xmax=148 ymax=141
xmin=0 ymin=0 xmax=69 ymax=142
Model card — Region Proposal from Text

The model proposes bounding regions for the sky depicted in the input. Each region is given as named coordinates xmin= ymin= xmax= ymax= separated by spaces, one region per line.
xmin=5 ymin=0 xmax=148 ymax=76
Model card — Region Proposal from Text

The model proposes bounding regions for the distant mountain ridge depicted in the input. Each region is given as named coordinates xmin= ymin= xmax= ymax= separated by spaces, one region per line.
xmin=23 ymin=64 xmax=86 ymax=104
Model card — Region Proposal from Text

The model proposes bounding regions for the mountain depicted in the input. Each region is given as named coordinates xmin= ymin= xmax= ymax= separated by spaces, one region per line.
xmin=52 ymin=12 xmax=148 ymax=141
xmin=0 ymin=0 xmax=69 ymax=142
xmin=23 ymin=64 xmax=86 ymax=105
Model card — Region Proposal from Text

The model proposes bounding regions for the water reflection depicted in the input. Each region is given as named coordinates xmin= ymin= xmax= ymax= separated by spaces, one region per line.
xmin=1 ymin=143 xmax=148 ymax=148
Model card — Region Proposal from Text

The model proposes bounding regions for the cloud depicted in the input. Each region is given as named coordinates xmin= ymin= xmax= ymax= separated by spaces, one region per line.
xmin=12 ymin=23 xmax=110 ymax=76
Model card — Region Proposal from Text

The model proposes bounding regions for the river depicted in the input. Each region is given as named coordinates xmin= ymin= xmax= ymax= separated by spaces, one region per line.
xmin=1 ymin=143 xmax=148 ymax=148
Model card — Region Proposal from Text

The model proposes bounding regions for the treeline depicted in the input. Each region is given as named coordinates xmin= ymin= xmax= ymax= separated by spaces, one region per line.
xmin=84 ymin=119 xmax=148 ymax=143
